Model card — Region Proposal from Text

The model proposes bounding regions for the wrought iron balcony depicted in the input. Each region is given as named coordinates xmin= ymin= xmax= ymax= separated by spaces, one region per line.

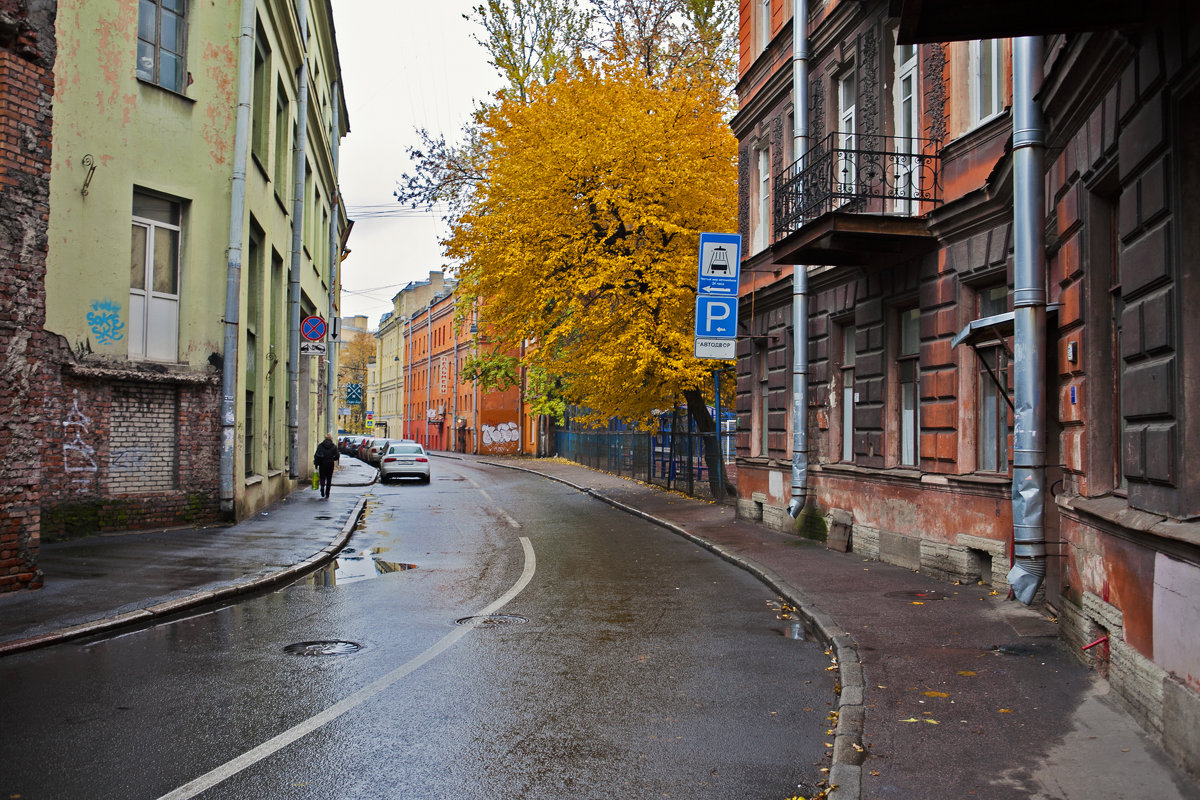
xmin=773 ymin=133 xmax=943 ymax=241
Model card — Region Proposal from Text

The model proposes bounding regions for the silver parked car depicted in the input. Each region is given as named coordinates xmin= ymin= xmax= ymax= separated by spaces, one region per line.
xmin=367 ymin=437 xmax=395 ymax=466
xmin=379 ymin=442 xmax=431 ymax=484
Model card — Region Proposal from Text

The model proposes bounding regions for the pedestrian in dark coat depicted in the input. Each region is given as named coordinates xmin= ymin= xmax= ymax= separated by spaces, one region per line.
xmin=313 ymin=433 xmax=340 ymax=498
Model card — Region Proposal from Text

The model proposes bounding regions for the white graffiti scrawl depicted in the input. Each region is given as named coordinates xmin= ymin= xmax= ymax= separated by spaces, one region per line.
xmin=481 ymin=421 xmax=519 ymax=446
xmin=63 ymin=390 xmax=98 ymax=492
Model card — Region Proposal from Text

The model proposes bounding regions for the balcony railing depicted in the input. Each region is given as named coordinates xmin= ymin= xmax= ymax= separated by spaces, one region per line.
xmin=774 ymin=133 xmax=943 ymax=240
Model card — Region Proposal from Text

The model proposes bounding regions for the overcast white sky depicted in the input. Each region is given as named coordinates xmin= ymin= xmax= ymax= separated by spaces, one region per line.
xmin=331 ymin=0 xmax=502 ymax=327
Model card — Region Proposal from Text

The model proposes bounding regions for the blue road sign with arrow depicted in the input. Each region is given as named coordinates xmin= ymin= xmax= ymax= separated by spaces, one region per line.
xmin=697 ymin=232 xmax=741 ymax=296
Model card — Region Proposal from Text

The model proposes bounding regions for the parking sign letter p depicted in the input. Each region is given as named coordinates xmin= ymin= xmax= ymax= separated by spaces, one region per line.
xmin=706 ymin=300 xmax=731 ymax=332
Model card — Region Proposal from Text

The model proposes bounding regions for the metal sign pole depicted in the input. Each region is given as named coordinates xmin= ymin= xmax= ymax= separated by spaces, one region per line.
xmin=714 ymin=369 xmax=723 ymax=500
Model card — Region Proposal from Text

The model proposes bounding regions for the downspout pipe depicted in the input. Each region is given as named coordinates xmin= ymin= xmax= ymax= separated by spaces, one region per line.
xmin=425 ymin=305 xmax=432 ymax=447
xmin=787 ymin=0 xmax=811 ymax=519
xmin=288 ymin=0 xmax=310 ymax=479
xmin=1006 ymin=36 xmax=1048 ymax=604
xmin=327 ymin=81 xmax=341 ymax=438
xmin=218 ymin=0 xmax=257 ymax=516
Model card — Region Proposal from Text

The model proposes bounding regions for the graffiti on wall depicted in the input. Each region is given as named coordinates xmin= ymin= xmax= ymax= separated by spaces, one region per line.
xmin=63 ymin=391 xmax=98 ymax=492
xmin=480 ymin=421 xmax=519 ymax=454
xmin=87 ymin=299 xmax=125 ymax=344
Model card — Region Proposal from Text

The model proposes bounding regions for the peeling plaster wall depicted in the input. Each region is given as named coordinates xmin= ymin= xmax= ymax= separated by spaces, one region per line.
xmin=46 ymin=0 xmax=234 ymax=366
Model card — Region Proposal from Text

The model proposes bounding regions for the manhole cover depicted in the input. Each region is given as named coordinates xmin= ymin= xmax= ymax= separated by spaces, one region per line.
xmin=455 ymin=614 xmax=528 ymax=627
xmin=884 ymin=589 xmax=951 ymax=601
xmin=284 ymin=640 xmax=362 ymax=656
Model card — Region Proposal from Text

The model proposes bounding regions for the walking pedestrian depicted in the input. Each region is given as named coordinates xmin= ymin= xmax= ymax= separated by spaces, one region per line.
xmin=313 ymin=433 xmax=340 ymax=498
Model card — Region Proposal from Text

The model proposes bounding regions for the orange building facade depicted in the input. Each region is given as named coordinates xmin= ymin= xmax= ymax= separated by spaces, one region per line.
xmin=401 ymin=289 xmax=533 ymax=456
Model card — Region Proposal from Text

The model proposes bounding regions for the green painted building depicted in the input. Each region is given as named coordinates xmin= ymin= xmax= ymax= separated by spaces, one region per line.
xmin=44 ymin=0 xmax=350 ymax=528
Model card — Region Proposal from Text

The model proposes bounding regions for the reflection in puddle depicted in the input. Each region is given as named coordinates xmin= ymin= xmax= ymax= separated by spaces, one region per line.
xmin=307 ymin=547 xmax=417 ymax=586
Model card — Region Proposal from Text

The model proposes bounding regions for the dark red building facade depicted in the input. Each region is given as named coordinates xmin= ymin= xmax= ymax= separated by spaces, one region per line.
xmin=733 ymin=0 xmax=1199 ymax=775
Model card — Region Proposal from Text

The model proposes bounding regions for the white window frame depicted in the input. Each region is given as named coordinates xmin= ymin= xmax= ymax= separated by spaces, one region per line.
xmin=751 ymin=144 xmax=771 ymax=253
xmin=894 ymin=42 xmax=919 ymax=213
xmin=976 ymin=286 xmax=1010 ymax=473
xmin=841 ymin=323 xmax=856 ymax=462
xmin=758 ymin=0 xmax=772 ymax=55
xmin=898 ymin=307 xmax=920 ymax=467
xmin=969 ymin=39 xmax=1003 ymax=127
xmin=129 ymin=193 xmax=182 ymax=362
xmin=837 ymin=69 xmax=857 ymax=198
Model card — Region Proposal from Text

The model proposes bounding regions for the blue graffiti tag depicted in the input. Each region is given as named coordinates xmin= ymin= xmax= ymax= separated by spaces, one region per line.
xmin=87 ymin=300 xmax=125 ymax=344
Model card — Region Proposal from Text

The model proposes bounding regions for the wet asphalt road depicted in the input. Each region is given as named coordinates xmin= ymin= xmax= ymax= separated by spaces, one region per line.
xmin=0 ymin=460 xmax=837 ymax=799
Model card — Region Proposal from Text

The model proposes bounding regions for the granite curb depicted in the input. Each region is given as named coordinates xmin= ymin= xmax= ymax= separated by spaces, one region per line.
xmin=0 ymin=496 xmax=368 ymax=658
xmin=480 ymin=459 xmax=865 ymax=800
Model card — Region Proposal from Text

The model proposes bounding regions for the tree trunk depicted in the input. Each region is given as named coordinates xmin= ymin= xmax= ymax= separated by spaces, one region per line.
xmin=682 ymin=387 xmax=731 ymax=499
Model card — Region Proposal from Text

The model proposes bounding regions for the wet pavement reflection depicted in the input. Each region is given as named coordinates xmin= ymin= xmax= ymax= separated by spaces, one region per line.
xmin=305 ymin=546 xmax=418 ymax=587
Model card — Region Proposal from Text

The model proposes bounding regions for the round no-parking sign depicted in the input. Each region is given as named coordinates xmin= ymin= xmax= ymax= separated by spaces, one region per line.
xmin=301 ymin=315 xmax=327 ymax=341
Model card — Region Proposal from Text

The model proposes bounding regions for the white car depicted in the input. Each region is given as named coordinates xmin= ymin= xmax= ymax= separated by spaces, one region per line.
xmin=379 ymin=442 xmax=431 ymax=484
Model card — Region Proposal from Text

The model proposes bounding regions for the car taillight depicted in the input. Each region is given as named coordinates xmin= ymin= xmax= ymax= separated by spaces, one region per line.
xmin=383 ymin=457 xmax=396 ymax=463
xmin=415 ymin=457 xmax=428 ymax=462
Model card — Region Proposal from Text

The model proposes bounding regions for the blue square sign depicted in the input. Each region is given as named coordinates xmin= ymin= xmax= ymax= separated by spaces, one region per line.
xmin=697 ymin=232 xmax=741 ymax=296
xmin=695 ymin=295 xmax=738 ymax=338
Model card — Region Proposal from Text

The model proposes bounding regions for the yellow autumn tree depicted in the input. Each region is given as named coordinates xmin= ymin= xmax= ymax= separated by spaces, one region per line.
xmin=338 ymin=331 xmax=376 ymax=433
xmin=447 ymin=57 xmax=737 ymax=433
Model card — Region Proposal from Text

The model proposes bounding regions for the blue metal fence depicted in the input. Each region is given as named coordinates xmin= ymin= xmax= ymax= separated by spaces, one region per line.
xmin=554 ymin=429 xmax=735 ymax=501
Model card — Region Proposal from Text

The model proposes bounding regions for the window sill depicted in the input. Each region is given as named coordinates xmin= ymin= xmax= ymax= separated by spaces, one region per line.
xmin=1063 ymin=493 xmax=1200 ymax=552
xmin=819 ymin=462 xmax=922 ymax=482
xmin=251 ymin=151 xmax=269 ymax=180
xmin=136 ymin=76 xmax=195 ymax=104
xmin=244 ymin=474 xmax=263 ymax=487
xmin=944 ymin=472 xmax=1011 ymax=489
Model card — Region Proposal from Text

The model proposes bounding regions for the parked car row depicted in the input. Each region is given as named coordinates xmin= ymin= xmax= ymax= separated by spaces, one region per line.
xmin=338 ymin=434 xmax=432 ymax=483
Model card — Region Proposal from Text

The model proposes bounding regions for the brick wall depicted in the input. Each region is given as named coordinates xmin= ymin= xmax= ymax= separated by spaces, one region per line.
xmin=0 ymin=0 xmax=56 ymax=592
xmin=110 ymin=385 xmax=179 ymax=494
xmin=39 ymin=367 xmax=222 ymax=540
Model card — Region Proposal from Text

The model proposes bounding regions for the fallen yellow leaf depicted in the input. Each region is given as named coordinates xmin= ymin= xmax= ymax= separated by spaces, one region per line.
xmin=957 ymin=671 xmax=977 ymax=677
xmin=924 ymin=691 xmax=950 ymax=698
xmin=900 ymin=717 xmax=922 ymax=723
xmin=924 ymin=719 xmax=940 ymax=724
xmin=999 ymin=709 xmax=1012 ymax=713
xmin=911 ymin=601 xmax=925 ymax=605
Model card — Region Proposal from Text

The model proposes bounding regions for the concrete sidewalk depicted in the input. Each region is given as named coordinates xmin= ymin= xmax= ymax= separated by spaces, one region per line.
xmin=0 ymin=458 xmax=377 ymax=655
xmin=1 ymin=453 xmax=1196 ymax=799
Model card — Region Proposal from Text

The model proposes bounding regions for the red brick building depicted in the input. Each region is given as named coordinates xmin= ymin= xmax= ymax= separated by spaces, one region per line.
xmin=401 ymin=287 xmax=525 ymax=455
xmin=734 ymin=0 xmax=1200 ymax=773
xmin=0 ymin=0 xmax=56 ymax=591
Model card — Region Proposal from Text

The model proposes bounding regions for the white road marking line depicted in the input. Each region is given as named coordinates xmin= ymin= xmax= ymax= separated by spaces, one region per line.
xmin=157 ymin=536 xmax=537 ymax=800
xmin=476 ymin=488 xmax=520 ymax=528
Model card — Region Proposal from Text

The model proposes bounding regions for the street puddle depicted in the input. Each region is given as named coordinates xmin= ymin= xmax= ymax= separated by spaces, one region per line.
xmin=306 ymin=547 xmax=417 ymax=587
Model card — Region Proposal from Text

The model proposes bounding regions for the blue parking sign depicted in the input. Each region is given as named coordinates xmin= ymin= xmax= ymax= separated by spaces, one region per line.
xmin=695 ymin=295 xmax=738 ymax=338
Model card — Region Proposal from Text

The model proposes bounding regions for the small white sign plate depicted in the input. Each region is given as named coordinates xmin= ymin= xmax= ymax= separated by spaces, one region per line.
xmin=694 ymin=337 xmax=736 ymax=359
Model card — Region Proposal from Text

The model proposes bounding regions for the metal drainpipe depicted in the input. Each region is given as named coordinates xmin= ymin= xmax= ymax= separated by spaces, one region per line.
xmin=327 ymin=81 xmax=340 ymax=438
xmin=1006 ymin=36 xmax=1048 ymax=604
xmin=787 ymin=0 xmax=811 ymax=519
xmin=218 ymin=0 xmax=256 ymax=516
xmin=288 ymin=0 xmax=309 ymax=479
xmin=425 ymin=305 xmax=432 ymax=448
